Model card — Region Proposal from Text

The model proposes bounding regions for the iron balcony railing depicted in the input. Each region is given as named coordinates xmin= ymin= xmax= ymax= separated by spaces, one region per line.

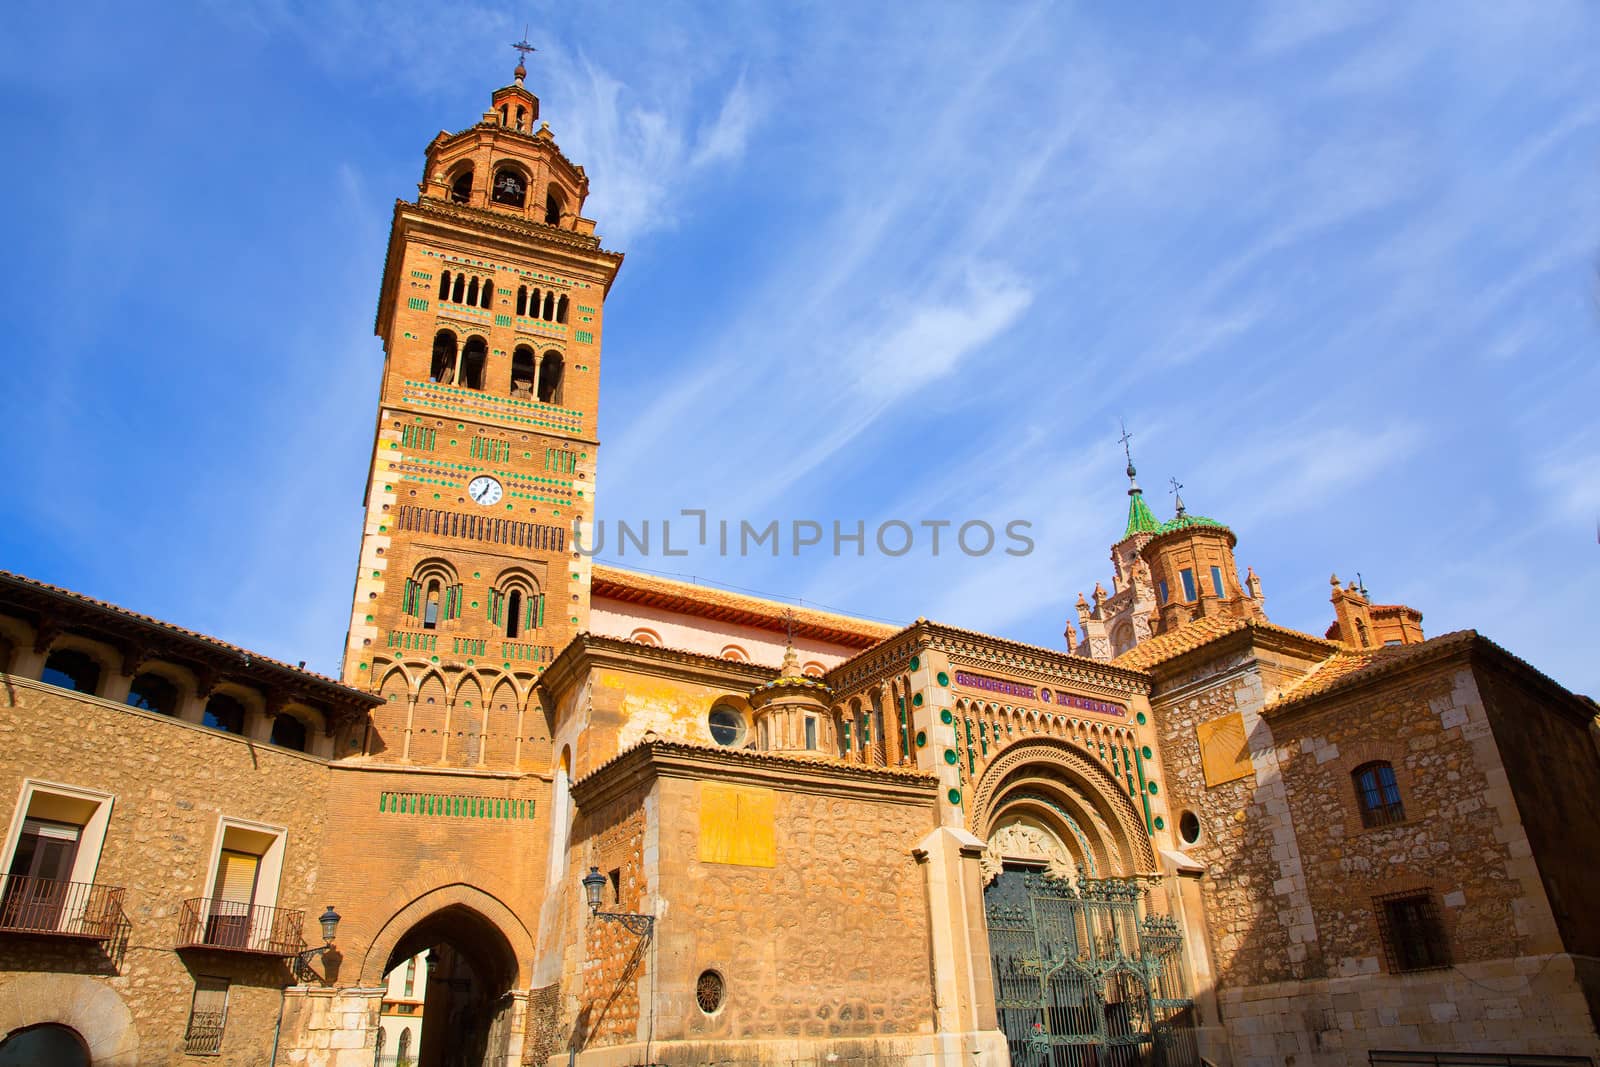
xmin=0 ymin=874 xmax=127 ymax=940
xmin=177 ymin=897 xmax=305 ymax=957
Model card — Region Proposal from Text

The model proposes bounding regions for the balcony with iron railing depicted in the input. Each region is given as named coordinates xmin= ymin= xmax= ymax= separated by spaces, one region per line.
xmin=177 ymin=897 xmax=306 ymax=957
xmin=0 ymin=874 xmax=127 ymax=940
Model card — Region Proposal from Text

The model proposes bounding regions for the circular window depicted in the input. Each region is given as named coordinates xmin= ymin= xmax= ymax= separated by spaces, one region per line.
xmin=708 ymin=704 xmax=746 ymax=747
xmin=1179 ymin=810 xmax=1201 ymax=845
xmin=696 ymin=969 xmax=725 ymax=1014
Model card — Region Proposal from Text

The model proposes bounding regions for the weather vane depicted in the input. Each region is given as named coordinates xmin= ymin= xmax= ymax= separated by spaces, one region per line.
xmin=1168 ymin=476 xmax=1182 ymax=497
xmin=511 ymin=26 xmax=537 ymax=65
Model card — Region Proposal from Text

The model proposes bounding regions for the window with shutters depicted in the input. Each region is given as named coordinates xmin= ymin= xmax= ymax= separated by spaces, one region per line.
xmin=184 ymin=976 xmax=229 ymax=1054
xmin=197 ymin=818 xmax=286 ymax=948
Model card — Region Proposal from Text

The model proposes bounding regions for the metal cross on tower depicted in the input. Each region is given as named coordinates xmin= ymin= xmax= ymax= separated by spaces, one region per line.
xmin=1118 ymin=420 xmax=1135 ymax=466
xmin=511 ymin=28 xmax=537 ymax=64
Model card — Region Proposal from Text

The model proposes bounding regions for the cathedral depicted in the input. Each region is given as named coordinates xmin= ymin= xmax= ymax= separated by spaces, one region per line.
xmin=1 ymin=57 xmax=1597 ymax=1067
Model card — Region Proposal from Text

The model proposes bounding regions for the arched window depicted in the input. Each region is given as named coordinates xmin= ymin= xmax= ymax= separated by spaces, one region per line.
xmin=460 ymin=337 xmax=488 ymax=390
xmin=492 ymin=168 xmax=526 ymax=208
xmin=466 ymin=277 xmax=479 ymax=306
xmin=127 ymin=671 xmax=179 ymax=716
xmin=542 ymin=291 xmax=555 ymax=320
xmin=516 ymin=286 xmax=528 ymax=316
xmin=269 ymin=713 xmax=308 ymax=752
xmin=510 ymin=346 xmax=536 ymax=398
xmin=397 ymin=1030 xmax=412 ymax=1067
xmin=204 ymin=694 xmax=246 ymax=734
xmin=450 ymin=170 xmax=473 ymax=204
xmin=1353 ymin=761 xmax=1405 ymax=827
xmin=515 ymin=105 xmax=526 ymax=130
xmin=537 ymin=351 xmax=563 ymax=404
xmin=40 ymin=649 xmax=100 ymax=694
xmin=423 ymin=581 xmax=441 ymax=630
xmin=480 ymin=278 xmax=493 ymax=309
xmin=373 ymin=1027 xmax=386 ymax=1067
xmin=556 ymin=294 xmax=569 ymax=324
xmin=529 ymin=288 xmax=542 ymax=319
xmin=506 ymin=589 xmax=523 ymax=639
xmin=438 ymin=270 xmax=451 ymax=300
xmin=451 ymin=274 xmax=466 ymax=303
xmin=499 ymin=103 xmax=508 ymax=125
xmin=430 ymin=329 xmax=458 ymax=384
xmin=545 ymin=187 xmax=564 ymax=226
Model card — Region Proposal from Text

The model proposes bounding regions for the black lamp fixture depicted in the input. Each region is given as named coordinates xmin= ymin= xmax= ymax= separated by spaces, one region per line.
xmin=580 ymin=866 xmax=654 ymax=937
xmin=293 ymin=904 xmax=342 ymax=982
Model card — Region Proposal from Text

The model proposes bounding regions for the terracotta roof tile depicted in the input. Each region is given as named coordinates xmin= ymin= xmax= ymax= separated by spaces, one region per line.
xmin=592 ymin=564 xmax=898 ymax=647
xmin=0 ymin=569 xmax=373 ymax=701
xmin=1111 ymin=616 xmax=1341 ymax=672
xmin=1266 ymin=630 xmax=1480 ymax=712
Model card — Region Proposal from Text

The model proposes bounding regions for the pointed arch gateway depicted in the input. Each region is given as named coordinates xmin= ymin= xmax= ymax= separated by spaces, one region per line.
xmin=357 ymin=884 xmax=537 ymax=1067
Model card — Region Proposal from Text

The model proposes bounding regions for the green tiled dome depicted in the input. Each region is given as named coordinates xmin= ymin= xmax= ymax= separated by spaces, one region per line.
xmin=1156 ymin=513 xmax=1229 ymax=535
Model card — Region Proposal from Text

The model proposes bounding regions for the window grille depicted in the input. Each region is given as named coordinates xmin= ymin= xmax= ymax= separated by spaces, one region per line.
xmin=1375 ymin=890 xmax=1449 ymax=973
xmin=184 ymin=976 xmax=229 ymax=1055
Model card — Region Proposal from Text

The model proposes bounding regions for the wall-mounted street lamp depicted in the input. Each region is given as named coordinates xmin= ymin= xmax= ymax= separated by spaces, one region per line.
xmin=581 ymin=866 xmax=654 ymax=937
xmin=293 ymin=905 xmax=342 ymax=982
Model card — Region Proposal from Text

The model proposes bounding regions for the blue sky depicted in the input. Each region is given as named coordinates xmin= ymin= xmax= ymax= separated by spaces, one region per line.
xmin=3 ymin=2 xmax=1597 ymax=693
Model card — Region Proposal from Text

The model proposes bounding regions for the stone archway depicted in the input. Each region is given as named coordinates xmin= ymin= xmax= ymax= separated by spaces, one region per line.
xmin=361 ymin=885 xmax=535 ymax=1067
xmin=971 ymin=737 xmax=1157 ymax=876
xmin=0 ymin=974 xmax=138 ymax=1065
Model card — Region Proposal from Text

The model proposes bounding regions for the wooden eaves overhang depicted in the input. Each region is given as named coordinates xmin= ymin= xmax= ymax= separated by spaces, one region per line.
xmin=0 ymin=570 xmax=380 ymax=730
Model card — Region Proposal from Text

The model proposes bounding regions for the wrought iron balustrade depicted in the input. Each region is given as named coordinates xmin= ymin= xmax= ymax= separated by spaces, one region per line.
xmin=177 ymin=897 xmax=305 ymax=957
xmin=0 ymin=875 xmax=127 ymax=940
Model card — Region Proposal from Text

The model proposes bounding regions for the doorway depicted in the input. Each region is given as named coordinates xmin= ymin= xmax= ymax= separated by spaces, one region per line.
xmin=378 ymin=904 xmax=520 ymax=1067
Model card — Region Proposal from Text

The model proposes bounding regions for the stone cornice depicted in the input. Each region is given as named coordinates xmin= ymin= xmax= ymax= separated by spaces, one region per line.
xmin=570 ymin=736 xmax=940 ymax=811
xmin=828 ymin=620 xmax=1151 ymax=700
xmin=536 ymin=633 xmax=776 ymax=707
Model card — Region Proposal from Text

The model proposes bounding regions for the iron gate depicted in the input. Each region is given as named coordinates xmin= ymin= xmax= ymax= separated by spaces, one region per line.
xmin=985 ymin=870 xmax=1199 ymax=1067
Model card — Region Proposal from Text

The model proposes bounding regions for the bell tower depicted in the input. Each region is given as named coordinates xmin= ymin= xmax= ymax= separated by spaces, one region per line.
xmin=342 ymin=53 xmax=623 ymax=766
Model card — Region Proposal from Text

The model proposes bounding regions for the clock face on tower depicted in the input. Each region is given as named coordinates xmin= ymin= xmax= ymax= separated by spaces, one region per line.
xmin=467 ymin=476 xmax=503 ymax=506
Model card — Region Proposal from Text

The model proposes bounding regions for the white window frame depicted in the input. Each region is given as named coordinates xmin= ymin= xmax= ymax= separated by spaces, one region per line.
xmin=0 ymin=778 xmax=116 ymax=887
xmin=199 ymin=815 xmax=288 ymax=925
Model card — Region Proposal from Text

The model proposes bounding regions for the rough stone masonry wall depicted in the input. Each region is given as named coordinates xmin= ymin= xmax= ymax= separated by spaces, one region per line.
xmin=1220 ymin=662 xmax=1600 ymax=1066
xmin=572 ymin=783 xmax=651 ymax=1051
xmin=1150 ymin=652 xmax=1322 ymax=989
xmin=653 ymin=775 xmax=938 ymax=1049
xmin=0 ymin=677 xmax=333 ymax=1066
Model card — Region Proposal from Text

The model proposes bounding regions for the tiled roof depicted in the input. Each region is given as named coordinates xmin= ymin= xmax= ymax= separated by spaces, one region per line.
xmin=0 ymin=570 xmax=377 ymax=705
xmin=1155 ymin=513 xmax=1230 ymax=536
xmin=1266 ymin=630 xmax=1480 ymax=712
xmin=592 ymin=564 xmax=898 ymax=647
xmin=574 ymin=733 xmax=939 ymax=791
xmin=1111 ymin=615 xmax=1340 ymax=672
xmin=1124 ymin=491 xmax=1160 ymax=538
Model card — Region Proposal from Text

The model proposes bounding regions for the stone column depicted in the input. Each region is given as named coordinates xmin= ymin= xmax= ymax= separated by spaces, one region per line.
xmin=913 ymin=826 xmax=1008 ymax=1067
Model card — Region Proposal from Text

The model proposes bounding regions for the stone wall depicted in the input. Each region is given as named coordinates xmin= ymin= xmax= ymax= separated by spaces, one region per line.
xmin=652 ymin=770 xmax=938 ymax=1046
xmin=0 ymin=676 xmax=333 ymax=1065
xmin=1152 ymin=637 xmax=1600 ymax=1066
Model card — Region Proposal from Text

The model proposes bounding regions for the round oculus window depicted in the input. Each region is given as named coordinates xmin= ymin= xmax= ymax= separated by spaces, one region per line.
xmin=1179 ymin=810 xmax=1201 ymax=846
xmin=696 ymin=970 xmax=725 ymax=1014
xmin=708 ymin=705 xmax=745 ymax=747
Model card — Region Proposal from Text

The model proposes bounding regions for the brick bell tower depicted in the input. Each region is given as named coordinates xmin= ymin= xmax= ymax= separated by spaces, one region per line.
xmin=342 ymin=53 xmax=623 ymax=766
